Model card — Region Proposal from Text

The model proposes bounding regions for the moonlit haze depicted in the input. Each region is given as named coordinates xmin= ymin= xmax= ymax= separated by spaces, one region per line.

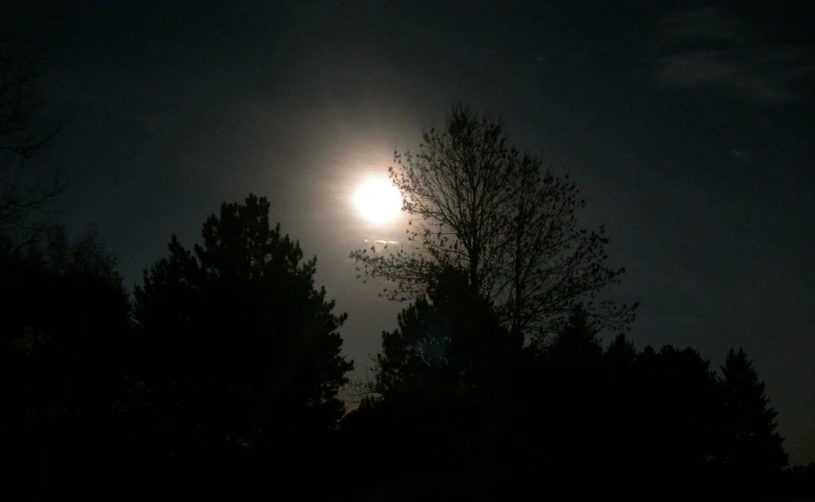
xmin=352 ymin=177 xmax=403 ymax=225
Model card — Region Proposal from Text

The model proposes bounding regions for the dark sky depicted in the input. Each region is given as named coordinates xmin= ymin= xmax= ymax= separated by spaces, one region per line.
xmin=7 ymin=1 xmax=814 ymax=465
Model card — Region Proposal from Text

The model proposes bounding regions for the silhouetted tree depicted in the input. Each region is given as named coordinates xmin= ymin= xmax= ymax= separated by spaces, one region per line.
xmin=713 ymin=347 xmax=788 ymax=497
xmin=0 ymin=37 xmax=67 ymax=233
xmin=601 ymin=332 xmax=641 ymax=485
xmin=374 ymin=265 xmax=509 ymax=400
xmin=348 ymin=264 xmax=506 ymax=500
xmin=547 ymin=303 xmax=604 ymax=358
xmin=782 ymin=463 xmax=815 ymax=500
xmin=351 ymin=104 xmax=635 ymax=344
xmin=631 ymin=345 xmax=719 ymax=498
xmin=606 ymin=332 xmax=637 ymax=367
xmin=132 ymin=194 xmax=353 ymax=493
xmin=495 ymin=305 xmax=615 ymax=498
xmin=0 ymin=226 xmax=131 ymax=501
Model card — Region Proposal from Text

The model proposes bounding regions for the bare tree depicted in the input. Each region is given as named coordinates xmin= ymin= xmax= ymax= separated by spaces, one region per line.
xmin=351 ymin=104 xmax=636 ymax=345
xmin=0 ymin=35 xmax=67 ymax=233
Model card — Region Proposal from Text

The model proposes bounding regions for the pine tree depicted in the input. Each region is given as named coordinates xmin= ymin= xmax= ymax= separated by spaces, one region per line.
xmin=716 ymin=347 xmax=788 ymax=493
xmin=133 ymin=194 xmax=354 ymax=455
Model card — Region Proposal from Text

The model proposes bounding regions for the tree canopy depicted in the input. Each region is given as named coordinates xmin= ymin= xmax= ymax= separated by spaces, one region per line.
xmin=715 ymin=347 xmax=788 ymax=493
xmin=0 ymin=226 xmax=132 ymax=500
xmin=351 ymin=104 xmax=635 ymax=344
xmin=373 ymin=265 xmax=511 ymax=399
xmin=133 ymin=194 xmax=353 ymax=453
xmin=0 ymin=37 xmax=66 ymax=233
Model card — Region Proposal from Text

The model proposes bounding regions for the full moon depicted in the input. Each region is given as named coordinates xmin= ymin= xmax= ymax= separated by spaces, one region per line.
xmin=353 ymin=178 xmax=402 ymax=225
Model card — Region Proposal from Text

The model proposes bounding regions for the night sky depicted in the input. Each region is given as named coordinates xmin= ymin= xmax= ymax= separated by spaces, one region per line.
xmin=7 ymin=1 xmax=814 ymax=465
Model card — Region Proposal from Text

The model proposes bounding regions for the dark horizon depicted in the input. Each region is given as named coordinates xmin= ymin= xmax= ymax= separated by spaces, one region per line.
xmin=4 ymin=0 xmax=814 ymax=468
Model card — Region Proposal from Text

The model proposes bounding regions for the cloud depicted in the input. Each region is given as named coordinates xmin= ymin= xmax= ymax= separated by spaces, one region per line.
xmin=362 ymin=239 xmax=400 ymax=246
xmin=657 ymin=6 xmax=744 ymax=43
xmin=729 ymin=148 xmax=750 ymax=162
xmin=654 ymin=7 xmax=815 ymax=104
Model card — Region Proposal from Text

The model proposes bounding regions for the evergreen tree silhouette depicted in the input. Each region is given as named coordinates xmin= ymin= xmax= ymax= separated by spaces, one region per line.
xmin=346 ymin=264 xmax=511 ymax=500
xmin=374 ymin=264 xmax=509 ymax=400
xmin=505 ymin=305 xmax=612 ymax=498
xmin=631 ymin=345 xmax=719 ymax=499
xmin=713 ymin=347 xmax=788 ymax=498
xmin=133 ymin=194 xmax=353 ymax=496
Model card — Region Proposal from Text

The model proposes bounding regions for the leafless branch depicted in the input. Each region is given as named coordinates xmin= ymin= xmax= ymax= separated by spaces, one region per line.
xmin=0 ymin=36 xmax=68 ymax=234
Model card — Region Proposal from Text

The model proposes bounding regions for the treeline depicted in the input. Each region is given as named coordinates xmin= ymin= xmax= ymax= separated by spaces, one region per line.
xmin=0 ymin=202 xmax=811 ymax=501
xmin=344 ymin=274 xmax=798 ymax=500
xmin=1 ymin=56 xmax=813 ymax=500
xmin=0 ymin=200 xmax=353 ymax=500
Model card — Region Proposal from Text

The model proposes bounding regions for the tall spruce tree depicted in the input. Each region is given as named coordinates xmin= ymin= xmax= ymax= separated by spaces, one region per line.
xmin=716 ymin=347 xmax=787 ymax=492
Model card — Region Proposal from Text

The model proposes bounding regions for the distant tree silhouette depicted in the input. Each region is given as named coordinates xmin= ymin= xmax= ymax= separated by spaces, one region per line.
xmin=374 ymin=265 xmax=509 ymax=400
xmin=606 ymin=332 xmax=637 ymax=367
xmin=0 ymin=226 xmax=131 ymax=501
xmin=132 ymin=194 xmax=353 ymax=494
xmin=350 ymin=295 xmax=797 ymax=502
xmin=631 ymin=345 xmax=719 ymax=498
xmin=0 ymin=37 xmax=67 ymax=233
xmin=348 ymin=264 xmax=506 ymax=500
xmin=712 ymin=347 xmax=788 ymax=497
xmin=547 ymin=303 xmax=604 ymax=358
xmin=351 ymin=103 xmax=636 ymax=344
xmin=782 ymin=463 xmax=815 ymax=500
xmin=600 ymin=333 xmax=643 ymax=494
xmin=493 ymin=305 xmax=617 ymax=498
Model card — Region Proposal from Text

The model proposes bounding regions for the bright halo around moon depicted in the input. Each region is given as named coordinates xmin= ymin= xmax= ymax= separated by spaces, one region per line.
xmin=353 ymin=178 xmax=402 ymax=225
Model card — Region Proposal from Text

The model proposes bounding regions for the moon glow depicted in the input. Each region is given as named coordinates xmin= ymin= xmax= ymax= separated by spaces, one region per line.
xmin=353 ymin=178 xmax=402 ymax=225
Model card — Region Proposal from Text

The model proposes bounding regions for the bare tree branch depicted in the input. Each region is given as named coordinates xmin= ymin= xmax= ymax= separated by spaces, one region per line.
xmin=0 ymin=36 xmax=68 ymax=234
xmin=351 ymin=104 xmax=637 ymax=345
